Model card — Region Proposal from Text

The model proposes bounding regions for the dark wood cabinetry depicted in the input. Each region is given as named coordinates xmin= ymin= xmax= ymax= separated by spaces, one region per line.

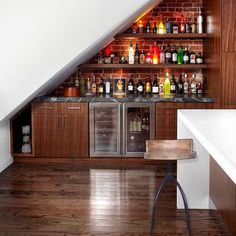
xmin=32 ymin=102 xmax=88 ymax=158
xmin=156 ymin=103 xmax=214 ymax=140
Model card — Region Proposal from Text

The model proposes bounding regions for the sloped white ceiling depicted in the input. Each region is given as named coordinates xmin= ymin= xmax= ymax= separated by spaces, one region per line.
xmin=0 ymin=0 xmax=161 ymax=122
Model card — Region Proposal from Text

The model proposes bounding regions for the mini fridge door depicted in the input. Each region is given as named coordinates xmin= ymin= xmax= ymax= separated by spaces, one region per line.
xmin=123 ymin=103 xmax=155 ymax=157
xmin=89 ymin=103 xmax=122 ymax=157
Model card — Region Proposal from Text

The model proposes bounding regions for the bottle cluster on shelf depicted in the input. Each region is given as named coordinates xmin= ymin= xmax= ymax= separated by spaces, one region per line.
xmin=96 ymin=42 xmax=203 ymax=65
xmin=69 ymin=72 xmax=204 ymax=96
xmin=131 ymin=6 xmax=203 ymax=35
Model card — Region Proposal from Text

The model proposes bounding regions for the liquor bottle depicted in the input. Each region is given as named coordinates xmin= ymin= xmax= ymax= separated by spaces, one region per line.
xmin=197 ymin=80 xmax=204 ymax=94
xmin=105 ymin=76 xmax=111 ymax=94
xmin=185 ymin=18 xmax=190 ymax=33
xmin=153 ymin=22 xmax=158 ymax=34
xmin=97 ymin=52 xmax=104 ymax=64
xmin=120 ymin=51 xmax=128 ymax=64
xmin=170 ymin=74 xmax=177 ymax=94
xmin=164 ymin=73 xmax=170 ymax=94
xmin=166 ymin=18 xmax=171 ymax=34
xmin=146 ymin=52 xmax=152 ymax=64
xmin=146 ymin=19 xmax=151 ymax=33
xmin=183 ymin=73 xmax=189 ymax=94
xmin=136 ymin=76 xmax=144 ymax=95
xmin=165 ymin=45 xmax=172 ymax=64
xmin=128 ymin=42 xmax=135 ymax=64
xmin=183 ymin=47 xmax=190 ymax=64
xmin=196 ymin=53 xmax=203 ymax=64
xmin=140 ymin=49 xmax=146 ymax=64
xmin=145 ymin=75 xmax=152 ymax=94
xmin=190 ymin=51 xmax=196 ymax=64
xmin=197 ymin=6 xmax=203 ymax=34
xmin=152 ymin=42 xmax=159 ymax=64
xmin=172 ymin=45 xmax=178 ymax=64
xmin=127 ymin=74 xmax=134 ymax=95
xmin=158 ymin=15 xmax=165 ymax=34
xmin=152 ymin=75 xmax=159 ymax=94
xmin=138 ymin=20 xmax=144 ymax=33
xmin=180 ymin=15 xmax=185 ymax=33
xmin=177 ymin=46 xmax=184 ymax=64
xmin=159 ymin=46 xmax=165 ymax=64
xmin=91 ymin=74 xmax=97 ymax=95
xmin=86 ymin=77 xmax=92 ymax=95
xmin=191 ymin=16 xmax=196 ymax=33
xmin=132 ymin=22 xmax=138 ymax=34
xmin=134 ymin=44 xmax=140 ymax=64
xmin=159 ymin=79 xmax=164 ymax=95
xmin=75 ymin=72 xmax=80 ymax=88
xmin=190 ymin=74 xmax=197 ymax=94
xmin=177 ymin=75 xmax=184 ymax=94
xmin=172 ymin=20 xmax=179 ymax=34
xmin=79 ymin=72 xmax=86 ymax=95
xmin=98 ymin=77 xmax=105 ymax=94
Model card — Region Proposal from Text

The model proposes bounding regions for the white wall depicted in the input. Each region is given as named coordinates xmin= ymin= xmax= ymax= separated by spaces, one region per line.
xmin=0 ymin=0 xmax=160 ymax=171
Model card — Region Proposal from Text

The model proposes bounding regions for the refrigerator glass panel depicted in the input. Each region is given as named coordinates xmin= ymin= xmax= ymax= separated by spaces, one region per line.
xmin=126 ymin=107 xmax=151 ymax=153
xmin=94 ymin=107 xmax=118 ymax=153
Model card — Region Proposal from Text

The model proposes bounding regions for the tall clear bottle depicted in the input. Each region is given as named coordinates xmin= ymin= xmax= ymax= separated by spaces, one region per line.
xmin=197 ymin=6 xmax=203 ymax=34
xmin=128 ymin=42 xmax=135 ymax=64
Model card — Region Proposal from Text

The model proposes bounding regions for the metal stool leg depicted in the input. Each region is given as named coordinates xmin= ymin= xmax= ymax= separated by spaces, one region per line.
xmin=175 ymin=180 xmax=192 ymax=236
xmin=151 ymin=175 xmax=169 ymax=236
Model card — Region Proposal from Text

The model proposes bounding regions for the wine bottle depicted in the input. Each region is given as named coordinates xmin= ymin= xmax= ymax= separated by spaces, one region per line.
xmin=146 ymin=19 xmax=151 ymax=33
xmin=164 ymin=73 xmax=170 ymax=94
xmin=177 ymin=75 xmax=184 ymax=94
xmin=145 ymin=75 xmax=152 ymax=94
xmin=127 ymin=75 xmax=134 ymax=95
xmin=170 ymin=74 xmax=177 ymax=94
xmin=197 ymin=6 xmax=203 ymax=34
xmin=136 ymin=76 xmax=144 ymax=95
xmin=171 ymin=45 xmax=178 ymax=64
xmin=134 ymin=44 xmax=140 ymax=64
xmin=152 ymin=75 xmax=159 ymax=94
xmin=183 ymin=47 xmax=190 ymax=64
xmin=190 ymin=51 xmax=196 ymax=64
xmin=177 ymin=46 xmax=184 ymax=64
xmin=183 ymin=73 xmax=189 ymax=94
xmin=153 ymin=22 xmax=158 ymax=34
xmin=139 ymin=49 xmax=145 ymax=64
xmin=128 ymin=42 xmax=135 ymax=64
xmin=159 ymin=46 xmax=165 ymax=64
xmin=166 ymin=18 xmax=171 ymax=34
xmin=165 ymin=45 xmax=172 ymax=64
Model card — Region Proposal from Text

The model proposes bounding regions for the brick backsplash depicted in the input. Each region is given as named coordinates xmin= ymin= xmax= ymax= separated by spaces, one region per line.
xmin=52 ymin=0 xmax=204 ymax=96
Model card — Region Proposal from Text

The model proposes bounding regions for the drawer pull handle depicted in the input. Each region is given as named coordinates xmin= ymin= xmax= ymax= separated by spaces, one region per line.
xmin=68 ymin=107 xmax=80 ymax=110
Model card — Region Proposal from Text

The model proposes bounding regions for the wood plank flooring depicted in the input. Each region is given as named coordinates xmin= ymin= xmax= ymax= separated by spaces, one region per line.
xmin=0 ymin=162 xmax=231 ymax=235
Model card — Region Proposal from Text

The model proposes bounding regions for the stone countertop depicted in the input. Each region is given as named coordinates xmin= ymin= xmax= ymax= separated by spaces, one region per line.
xmin=34 ymin=94 xmax=215 ymax=103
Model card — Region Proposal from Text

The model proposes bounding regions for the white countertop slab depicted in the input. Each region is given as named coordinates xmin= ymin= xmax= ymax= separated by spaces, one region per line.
xmin=178 ymin=109 xmax=236 ymax=184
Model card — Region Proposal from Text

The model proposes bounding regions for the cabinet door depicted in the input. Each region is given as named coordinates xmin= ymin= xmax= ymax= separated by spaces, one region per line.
xmin=156 ymin=103 xmax=213 ymax=140
xmin=61 ymin=103 xmax=88 ymax=158
xmin=33 ymin=102 xmax=61 ymax=157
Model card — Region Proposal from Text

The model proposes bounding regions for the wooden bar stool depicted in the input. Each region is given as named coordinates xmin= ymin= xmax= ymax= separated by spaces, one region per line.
xmin=144 ymin=139 xmax=196 ymax=236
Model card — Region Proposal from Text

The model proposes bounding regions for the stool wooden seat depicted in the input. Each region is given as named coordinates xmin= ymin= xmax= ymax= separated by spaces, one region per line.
xmin=144 ymin=139 xmax=196 ymax=160
xmin=144 ymin=139 xmax=196 ymax=236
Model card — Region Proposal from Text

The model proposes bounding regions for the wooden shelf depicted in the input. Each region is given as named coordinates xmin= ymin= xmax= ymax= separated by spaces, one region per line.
xmin=115 ymin=33 xmax=209 ymax=39
xmin=79 ymin=64 xmax=208 ymax=70
xmin=13 ymin=152 xmax=34 ymax=158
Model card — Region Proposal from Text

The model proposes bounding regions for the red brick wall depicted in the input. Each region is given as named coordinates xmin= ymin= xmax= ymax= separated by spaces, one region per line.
xmin=53 ymin=0 xmax=204 ymax=96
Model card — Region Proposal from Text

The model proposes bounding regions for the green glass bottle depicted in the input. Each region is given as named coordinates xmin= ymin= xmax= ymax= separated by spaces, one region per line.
xmin=164 ymin=73 xmax=170 ymax=94
xmin=177 ymin=46 xmax=184 ymax=64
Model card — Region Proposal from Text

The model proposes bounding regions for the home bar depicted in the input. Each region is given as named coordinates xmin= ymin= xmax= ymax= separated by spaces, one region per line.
xmin=1 ymin=0 xmax=236 ymax=235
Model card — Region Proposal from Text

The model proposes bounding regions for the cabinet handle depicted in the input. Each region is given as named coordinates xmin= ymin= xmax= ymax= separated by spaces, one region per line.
xmin=67 ymin=107 xmax=80 ymax=110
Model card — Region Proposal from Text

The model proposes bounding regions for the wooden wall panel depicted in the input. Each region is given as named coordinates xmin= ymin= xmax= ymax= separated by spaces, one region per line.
xmin=222 ymin=0 xmax=236 ymax=52
xmin=222 ymin=52 xmax=236 ymax=108
xmin=210 ymin=157 xmax=236 ymax=235
xmin=204 ymin=0 xmax=222 ymax=108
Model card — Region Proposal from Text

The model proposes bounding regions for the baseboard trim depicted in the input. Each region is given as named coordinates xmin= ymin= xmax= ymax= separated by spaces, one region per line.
xmin=0 ymin=157 xmax=14 ymax=173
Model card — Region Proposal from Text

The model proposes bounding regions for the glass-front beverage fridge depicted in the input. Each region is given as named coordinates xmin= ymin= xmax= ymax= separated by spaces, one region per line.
xmin=89 ymin=103 xmax=155 ymax=157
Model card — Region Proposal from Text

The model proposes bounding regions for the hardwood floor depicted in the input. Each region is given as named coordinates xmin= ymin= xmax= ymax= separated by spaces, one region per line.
xmin=0 ymin=162 xmax=230 ymax=236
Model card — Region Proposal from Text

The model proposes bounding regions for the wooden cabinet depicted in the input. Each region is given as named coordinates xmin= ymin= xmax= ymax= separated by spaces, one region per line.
xmin=32 ymin=102 xmax=88 ymax=157
xmin=156 ymin=103 xmax=214 ymax=140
